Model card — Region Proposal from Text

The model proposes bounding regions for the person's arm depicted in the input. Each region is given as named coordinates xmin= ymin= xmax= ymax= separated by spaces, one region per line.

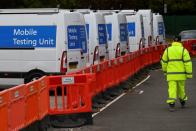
xmin=161 ymin=48 xmax=168 ymax=75
xmin=183 ymin=49 xmax=192 ymax=78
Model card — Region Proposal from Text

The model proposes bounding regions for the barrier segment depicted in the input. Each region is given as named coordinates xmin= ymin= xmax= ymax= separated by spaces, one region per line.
xmin=135 ymin=50 xmax=142 ymax=72
xmin=0 ymin=90 xmax=9 ymax=131
xmin=25 ymin=80 xmax=39 ymax=127
xmin=105 ymin=60 xmax=115 ymax=88
xmin=183 ymin=40 xmax=196 ymax=56
xmin=8 ymin=85 xmax=26 ymax=131
xmin=38 ymin=76 xmax=49 ymax=120
xmin=83 ymin=67 xmax=97 ymax=97
xmin=92 ymin=64 xmax=108 ymax=94
xmin=127 ymin=53 xmax=135 ymax=77
xmin=151 ymin=46 xmax=159 ymax=64
xmin=48 ymin=74 xmax=95 ymax=115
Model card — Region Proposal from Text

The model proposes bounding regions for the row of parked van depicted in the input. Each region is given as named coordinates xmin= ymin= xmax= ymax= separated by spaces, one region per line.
xmin=0 ymin=8 xmax=165 ymax=84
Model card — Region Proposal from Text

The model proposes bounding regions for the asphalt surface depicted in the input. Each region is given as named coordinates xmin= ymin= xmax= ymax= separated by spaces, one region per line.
xmin=0 ymin=85 xmax=15 ymax=90
xmin=0 ymin=78 xmax=22 ymax=90
xmin=52 ymin=58 xmax=196 ymax=131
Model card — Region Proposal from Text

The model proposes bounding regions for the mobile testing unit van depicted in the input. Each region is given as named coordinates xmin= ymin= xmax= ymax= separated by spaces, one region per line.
xmin=153 ymin=13 xmax=165 ymax=44
xmin=0 ymin=8 xmax=88 ymax=84
xmin=76 ymin=10 xmax=108 ymax=66
xmin=101 ymin=11 xmax=128 ymax=60
xmin=137 ymin=9 xmax=154 ymax=47
xmin=121 ymin=10 xmax=145 ymax=52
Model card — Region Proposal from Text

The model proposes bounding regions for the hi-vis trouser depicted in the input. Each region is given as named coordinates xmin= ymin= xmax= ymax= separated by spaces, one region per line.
xmin=167 ymin=80 xmax=188 ymax=104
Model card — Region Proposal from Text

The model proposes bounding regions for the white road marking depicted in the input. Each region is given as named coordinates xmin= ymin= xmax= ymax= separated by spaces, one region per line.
xmin=92 ymin=75 xmax=151 ymax=118
xmin=134 ymin=75 xmax=151 ymax=88
xmin=139 ymin=90 xmax=144 ymax=94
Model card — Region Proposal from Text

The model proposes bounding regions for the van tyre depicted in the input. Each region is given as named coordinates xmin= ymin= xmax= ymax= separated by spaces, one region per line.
xmin=25 ymin=71 xmax=45 ymax=83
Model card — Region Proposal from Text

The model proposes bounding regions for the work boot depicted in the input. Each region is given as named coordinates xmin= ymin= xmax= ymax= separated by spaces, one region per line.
xmin=169 ymin=103 xmax=175 ymax=112
xmin=180 ymin=100 xmax=186 ymax=108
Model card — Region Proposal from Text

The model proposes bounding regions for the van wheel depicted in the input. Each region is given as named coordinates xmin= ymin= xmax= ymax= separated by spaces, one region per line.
xmin=25 ymin=71 xmax=45 ymax=83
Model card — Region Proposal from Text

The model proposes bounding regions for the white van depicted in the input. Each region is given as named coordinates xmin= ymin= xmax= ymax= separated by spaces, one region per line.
xmin=101 ymin=11 xmax=128 ymax=59
xmin=76 ymin=10 xmax=108 ymax=65
xmin=137 ymin=9 xmax=154 ymax=47
xmin=153 ymin=13 xmax=165 ymax=44
xmin=0 ymin=8 xmax=88 ymax=83
xmin=121 ymin=10 xmax=145 ymax=52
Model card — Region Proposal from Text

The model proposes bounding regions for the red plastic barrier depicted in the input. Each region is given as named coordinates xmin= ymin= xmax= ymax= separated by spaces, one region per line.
xmin=118 ymin=55 xmax=128 ymax=81
xmin=8 ymin=85 xmax=26 ymax=131
xmin=115 ymin=57 xmax=123 ymax=83
xmin=183 ymin=40 xmax=196 ymax=56
xmin=92 ymin=64 xmax=103 ymax=94
xmin=130 ymin=53 xmax=136 ymax=75
xmin=38 ymin=76 xmax=49 ymax=120
xmin=48 ymin=74 xmax=95 ymax=115
xmin=144 ymin=48 xmax=150 ymax=66
xmin=106 ymin=60 xmax=116 ymax=88
xmin=125 ymin=53 xmax=133 ymax=77
xmin=157 ymin=45 xmax=163 ymax=62
xmin=133 ymin=51 xmax=140 ymax=73
xmin=148 ymin=47 xmax=153 ymax=65
xmin=139 ymin=48 xmax=146 ymax=69
xmin=0 ymin=45 xmax=168 ymax=130
xmin=183 ymin=40 xmax=191 ymax=54
xmin=152 ymin=46 xmax=160 ymax=63
xmin=0 ymin=90 xmax=9 ymax=131
xmin=111 ymin=58 xmax=121 ymax=86
xmin=120 ymin=55 xmax=130 ymax=81
xmin=100 ymin=61 xmax=109 ymax=90
xmin=157 ymin=45 xmax=164 ymax=60
xmin=82 ymin=66 xmax=97 ymax=97
xmin=25 ymin=80 xmax=39 ymax=127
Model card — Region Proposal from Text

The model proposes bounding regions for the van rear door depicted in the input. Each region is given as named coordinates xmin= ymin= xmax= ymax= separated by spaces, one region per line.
xmin=65 ymin=12 xmax=87 ymax=73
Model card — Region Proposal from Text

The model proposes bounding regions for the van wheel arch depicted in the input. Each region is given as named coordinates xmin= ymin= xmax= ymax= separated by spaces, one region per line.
xmin=24 ymin=69 xmax=46 ymax=83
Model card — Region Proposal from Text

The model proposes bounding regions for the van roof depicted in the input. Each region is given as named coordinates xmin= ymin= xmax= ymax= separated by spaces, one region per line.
xmin=121 ymin=10 xmax=136 ymax=15
xmin=0 ymin=8 xmax=59 ymax=14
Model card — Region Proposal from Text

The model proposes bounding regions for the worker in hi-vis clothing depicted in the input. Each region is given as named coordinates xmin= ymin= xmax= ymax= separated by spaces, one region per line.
xmin=161 ymin=36 xmax=192 ymax=112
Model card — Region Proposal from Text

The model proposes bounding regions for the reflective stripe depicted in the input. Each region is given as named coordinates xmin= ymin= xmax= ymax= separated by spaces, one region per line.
xmin=161 ymin=59 xmax=168 ymax=63
xmin=166 ymin=72 xmax=192 ymax=75
xmin=167 ymin=72 xmax=186 ymax=75
xmin=184 ymin=60 xmax=191 ymax=63
xmin=179 ymin=95 xmax=187 ymax=101
xmin=167 ymin=99 xmax=176 ymax=104
xmin=168 ymin=59 xmax=191 ymax=63
xmin=168 ymin=98 xmax=176 ymax=100
xmin=182 ymin=95 xmax=187 ymax=101
xmin=182 ymin=48 xmax=185 ymax=60
xmin=167 ymin=59 xmax=191 ymax=62
xmin=168 ymin=59 xmax=183 ymax=62
xmin=167 ymin=96 xmax=176 ymax=104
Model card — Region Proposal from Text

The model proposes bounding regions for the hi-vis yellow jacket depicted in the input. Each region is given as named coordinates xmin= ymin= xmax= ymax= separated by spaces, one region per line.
xmin=161 ymin=42 xmax=192 ymax=81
